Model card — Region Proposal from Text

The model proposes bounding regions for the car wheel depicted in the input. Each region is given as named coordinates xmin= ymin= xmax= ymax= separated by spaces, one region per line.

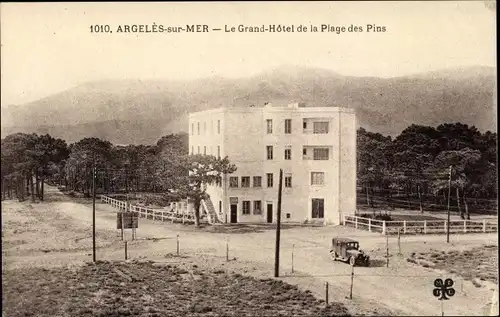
xmin=349 ymin=256 xmax=356 ymax=266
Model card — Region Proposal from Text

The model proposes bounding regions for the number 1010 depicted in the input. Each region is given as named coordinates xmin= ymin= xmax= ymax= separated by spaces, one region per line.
xmin=90 ymin=25 xmax=112 ymax=33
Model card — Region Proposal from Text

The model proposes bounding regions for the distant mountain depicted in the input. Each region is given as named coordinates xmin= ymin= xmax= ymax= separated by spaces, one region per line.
xmin=1 ymin=65 xmax=496 ymax=144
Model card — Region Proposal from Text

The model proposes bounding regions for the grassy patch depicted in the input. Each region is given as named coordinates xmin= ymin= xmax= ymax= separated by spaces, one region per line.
xmin=2 ymin=261 xmax=350 ymax=317
xmin=407 ymin=245 xmax=498 ymax=284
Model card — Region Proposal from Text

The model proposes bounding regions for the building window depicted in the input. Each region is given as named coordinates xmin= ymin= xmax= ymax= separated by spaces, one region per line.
xmin=303 ymin=148 xmax=307 ymax=157
xmin=303 ymin=121 xmax=307 ymax=129
xmin=313 ymin=148 xmax=329 ymax=160
xmin=312 ymin=198 xmax=324 ymax=218
xmin=311 ymin=172 xmax=325 ymax=185
xmin=197 ymin=146 xmax=200 ymax=154
xmin=241 ymin=176 xmax=250 ymax=188
xmin=284 ymin=148 xmax=292 ymax=160
xmin=266 ymin=173 xmax=273 ymax=188
xmin=217 ymin=146 xmax=221 ymax=158
xmin=204 ymin=146 xmax=207 ymax=155
xmin=285 ymin=119 xmax=292 ymax=134
xmin=313 ymin=122 xmax=329 ymax=134
xmin=253 ymin=201 xmax=262 ymax=215
xmin=229 ymin=177 xmax=239 ymax=188
xmin=191 ymin=146 xmax=194 ymax=155
xmin=285 ymin=174 xmax=292 ymax=188
xmin=197 ymin=122 xmax=200 ymax=135
xmin=217 ymin=120 xmax=221 ymax=134
xmin=286 ymin=213 xmax=291 ymax=219
xmin=242 ymin=201 xmax=251 ymax=215
xmin=219 ymin=201 xmax=222 ymax=213
xmin=266 ymin=146 xmax=273 ymax=160
xmin=266 ymin=119 xmax=273 ymax=134
xmin=253 ymin=176 xmax=262 ymax=187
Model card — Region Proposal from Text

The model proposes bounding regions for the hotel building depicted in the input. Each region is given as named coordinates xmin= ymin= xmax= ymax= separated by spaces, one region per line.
xmin=188 ymin=102 xmax=356 ymax=225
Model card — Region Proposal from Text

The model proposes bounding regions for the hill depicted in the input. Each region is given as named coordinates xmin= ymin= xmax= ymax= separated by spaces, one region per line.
xmin=1 ymin=65 xmax=496 ymax=144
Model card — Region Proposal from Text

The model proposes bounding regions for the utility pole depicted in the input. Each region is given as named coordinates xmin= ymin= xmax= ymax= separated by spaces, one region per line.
xmin=92 ymin=166 xmax=96 ymax=262
xmin=446 ymin=165 xmax=452 ymax=243
xmin=274 ymin=169 xmax=283 ymax=278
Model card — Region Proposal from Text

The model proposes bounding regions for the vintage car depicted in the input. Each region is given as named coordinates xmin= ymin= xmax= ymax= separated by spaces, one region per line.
xmin=329 ymin=237 xmax=370 ymax=267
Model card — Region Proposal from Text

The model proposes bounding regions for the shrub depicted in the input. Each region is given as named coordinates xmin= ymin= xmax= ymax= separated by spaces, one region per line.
xmin=374 ymin=214 xmax=392 ymax=221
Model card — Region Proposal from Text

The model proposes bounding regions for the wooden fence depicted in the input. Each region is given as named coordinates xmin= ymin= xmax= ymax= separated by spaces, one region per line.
xmin=343 ymin=215 xmax=498 ymax=235
xmin=100 ymin=195 xmax=196 ymax=224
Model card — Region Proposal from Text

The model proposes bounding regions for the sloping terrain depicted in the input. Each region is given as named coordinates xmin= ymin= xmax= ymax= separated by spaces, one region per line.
xmin=2 ymin=185 xmax=498 ymax=316
xmin=2 ymin=260 xmax=349 ymax=317
xmin=1 ymin=65 xmax=496 ymax=144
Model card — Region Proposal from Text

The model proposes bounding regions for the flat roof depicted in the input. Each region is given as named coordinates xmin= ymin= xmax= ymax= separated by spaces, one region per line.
xmin=188 ymin=105 xmax=355 ymax=117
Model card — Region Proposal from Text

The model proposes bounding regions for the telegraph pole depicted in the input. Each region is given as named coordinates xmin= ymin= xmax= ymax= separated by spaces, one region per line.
xmin=274 ymin=169 xmax=283 ymax=277
xmin=92 ymin=166 xmax=96 ymax=262
xmin=446 ymin=165 xmax=452 ymax=243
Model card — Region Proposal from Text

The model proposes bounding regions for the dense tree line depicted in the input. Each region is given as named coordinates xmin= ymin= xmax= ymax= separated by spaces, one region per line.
xmin=1 ymin=133 xmax=69 ymax=202
xmin=2 ymin=122 xmax=497 ymax=219
xmin=357 ymin=123 xmax=497 ymax=218
xmin=1 ymin=132 xmax=236 ymax=226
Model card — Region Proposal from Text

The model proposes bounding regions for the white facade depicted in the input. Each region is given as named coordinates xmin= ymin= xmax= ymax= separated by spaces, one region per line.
xmin=188 ymin=103 xmax=356 ymax=226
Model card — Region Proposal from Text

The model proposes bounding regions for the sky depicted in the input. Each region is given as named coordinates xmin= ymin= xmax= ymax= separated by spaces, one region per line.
xmin=0 ymin=1 xmax=496 ymax=106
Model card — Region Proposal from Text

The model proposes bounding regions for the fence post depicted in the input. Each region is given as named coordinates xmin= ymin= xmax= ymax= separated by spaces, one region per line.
xmin=349 ymin=264 xmax=354 ymax=300
xmin=325 ymin=282 xmax=329 ymax=305
xmin=355 ymin=217 xmax=358 ymax=229
xmin=368 ymin=219 xmax=372 ymax=232
xmin=483 ymin=220 xmax=486 ymax=233
xmin=424 ymin=220 xmax=427 ymax=234
xmin=382 ymin=220 xmax=386 ymax=235
xmin=386 ymin=234 xmax=389 ymax=267
xmin=176 ymin=234 xmax=179 ymax=256
xmin=397 ymin=229 xmax=401 ymax=255
xmin=463 ymin=220 xmax=467 ymax=233
xmin=403 ymin=220 xmax=407 ymax=234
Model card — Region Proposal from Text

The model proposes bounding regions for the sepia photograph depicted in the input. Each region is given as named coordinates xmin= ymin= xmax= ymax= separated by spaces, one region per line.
xmin=1 ymin=1 xmax=498 ymax=316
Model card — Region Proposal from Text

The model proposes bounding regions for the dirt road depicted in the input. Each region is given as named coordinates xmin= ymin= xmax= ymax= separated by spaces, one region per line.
xmin=2 ymin=185 xmax=498 ymax=316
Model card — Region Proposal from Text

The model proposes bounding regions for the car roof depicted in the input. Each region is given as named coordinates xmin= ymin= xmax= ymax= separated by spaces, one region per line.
xmin=333 ymin=237 xmax=358 ymax=243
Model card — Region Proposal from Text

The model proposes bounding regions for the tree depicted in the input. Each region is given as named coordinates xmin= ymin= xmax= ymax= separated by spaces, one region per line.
xmin=66 ymin=138 xmax=113 ymax=197
xmin=356 ymin=128 xmax=392 ymax=207
xmin=432 ymin=148 xmax=482 ymax=219
xmin=30 ymin=134 xmax=69 ymax=200
xmin=1 ymin=133 xmax=40 ymax=202
xmin=175 ymin=154 xmax=236 ymax=227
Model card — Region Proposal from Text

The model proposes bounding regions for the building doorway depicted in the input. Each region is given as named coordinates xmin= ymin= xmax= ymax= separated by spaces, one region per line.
xmin=267 ymin=203 xmax=273 ymax=223
xmin=230 ymin=204 xmax=238 ymax=223
xmin=312 ymin=198 xmax=325 ymax=219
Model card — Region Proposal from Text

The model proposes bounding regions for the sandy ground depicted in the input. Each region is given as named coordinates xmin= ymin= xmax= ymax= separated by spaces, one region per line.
xmin=2 ymin=185 xmax=498 ymax=316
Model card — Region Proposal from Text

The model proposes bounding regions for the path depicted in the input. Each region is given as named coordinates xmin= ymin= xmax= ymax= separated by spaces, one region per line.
xmin=2 ymin=184 xmax=498 ymax=316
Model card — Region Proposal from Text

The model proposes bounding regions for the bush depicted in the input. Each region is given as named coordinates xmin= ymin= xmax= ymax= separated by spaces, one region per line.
xmin=374 ymin=214 xmax=392 ymax=221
